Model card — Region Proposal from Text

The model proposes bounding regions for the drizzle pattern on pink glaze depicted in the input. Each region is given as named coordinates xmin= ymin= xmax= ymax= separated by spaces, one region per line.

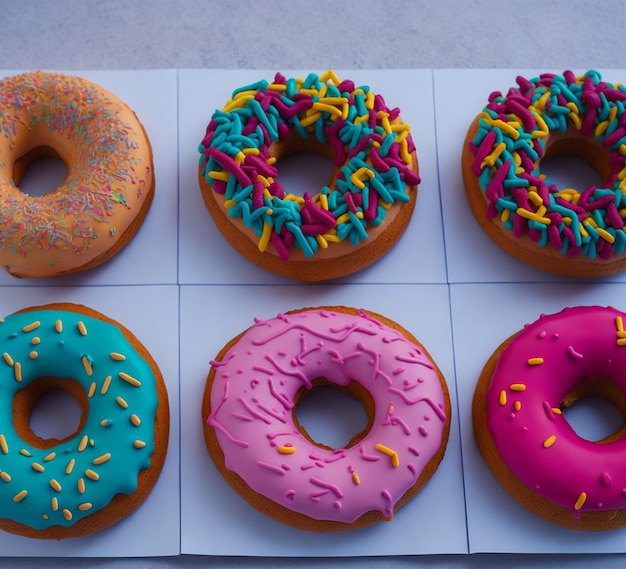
xmin=206 ymin=308 xmax=449 ymax=524
xmin=486 ymin=305 xmax=626 ymax=517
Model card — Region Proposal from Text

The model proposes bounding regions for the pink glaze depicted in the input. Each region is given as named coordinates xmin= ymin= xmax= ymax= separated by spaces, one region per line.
xmin=206 ymin=308 xmax=449 ymax=524
xmin=486 ymin=305 xmax=626 ymax=517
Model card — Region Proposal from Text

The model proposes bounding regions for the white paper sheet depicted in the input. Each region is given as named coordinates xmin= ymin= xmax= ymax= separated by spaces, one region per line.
xmin=179 ymin=283 xmax=466 ymax=556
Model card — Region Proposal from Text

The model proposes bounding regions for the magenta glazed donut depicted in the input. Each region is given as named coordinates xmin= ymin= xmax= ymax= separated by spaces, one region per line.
xmin=474 ymin=305 xmax=626 ymax=530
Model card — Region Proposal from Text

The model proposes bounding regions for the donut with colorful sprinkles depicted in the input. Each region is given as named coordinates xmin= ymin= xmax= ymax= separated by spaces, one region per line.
xmin=0 ymin=303 xmax=169 ymax=539
xmin=0 ymin=71 xmax=155 ymax=278
xmin=198 ymin=71 xmax=419 ymax=281
xmin=462 ymin=70 xmax=626 ymax=276
xmin=473 ymin=305 xmax=626 ymax=531
xmin=202 ymin=306 xmax=450 ymax=531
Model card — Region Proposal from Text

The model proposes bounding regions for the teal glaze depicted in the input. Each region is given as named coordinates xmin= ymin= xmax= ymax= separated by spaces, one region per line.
xmin=0 ymin=308 xmax=158 ymax=530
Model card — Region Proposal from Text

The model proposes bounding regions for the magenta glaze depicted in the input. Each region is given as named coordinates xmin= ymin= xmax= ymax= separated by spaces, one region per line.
xmin=486 ymin=305 xmax=626 ymax=517
xmin=206 ymin=308 xmax=449 ymax=524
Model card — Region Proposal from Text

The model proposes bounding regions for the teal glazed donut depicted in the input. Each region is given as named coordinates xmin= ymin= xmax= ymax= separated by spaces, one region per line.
xmin=0 ymin=303 xmax=169 ymax=539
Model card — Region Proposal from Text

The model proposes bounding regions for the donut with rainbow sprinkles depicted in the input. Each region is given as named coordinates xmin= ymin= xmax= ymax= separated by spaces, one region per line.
xmin=198 ymin=71 xmax=419 ymax=282
xmin=462 ymin=70 xmax=626 ymax=277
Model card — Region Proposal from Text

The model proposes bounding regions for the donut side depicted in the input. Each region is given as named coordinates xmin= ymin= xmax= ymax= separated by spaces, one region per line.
xmin=202 ymin=305 xmax=450 ymax=532
xmin=198 ymin=149 xmax=417 ymax=282
xmin=473 ymin=329 xmax=626 ymax=531
xmin=0 ymin=303 xmax=169 ymax=539
xmin=462 ymin=117 xmax=626 ymax=277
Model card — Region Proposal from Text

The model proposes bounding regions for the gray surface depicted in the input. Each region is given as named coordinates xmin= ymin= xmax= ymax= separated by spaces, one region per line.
xmin=3 ymin=0 xmax=626 ymax=567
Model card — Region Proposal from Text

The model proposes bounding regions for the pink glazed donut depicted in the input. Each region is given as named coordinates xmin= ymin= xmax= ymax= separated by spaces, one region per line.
xmin=202 ymin=306 xmax=451 ymax=531
xmin=473 ymin=305 xmax=626 ymax=531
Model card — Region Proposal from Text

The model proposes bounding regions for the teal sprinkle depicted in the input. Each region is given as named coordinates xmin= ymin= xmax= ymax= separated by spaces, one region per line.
xmin=286 ymin=221 xmax=314 ymax=257
xmin=232 ymin=79 xmax=268 ymax=97
xmin=348 ymin=211 xmax=368 ymax=241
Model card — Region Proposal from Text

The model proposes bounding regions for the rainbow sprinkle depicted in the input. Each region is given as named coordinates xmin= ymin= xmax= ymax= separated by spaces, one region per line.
xmin=199 ymin=71 xmax=419 ymax=261
xmin=0 ymin=71 xmax=151 ymax=261
xmin=468 ymin=70 xmax=626 ymax=261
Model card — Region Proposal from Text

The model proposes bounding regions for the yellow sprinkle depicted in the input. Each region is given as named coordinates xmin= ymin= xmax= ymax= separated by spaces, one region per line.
xmin=116 ymin=396 xmax=129 ymax=409
xmin=514 ymin=401 xmax=522 ymax=411
xmin=82 ymin=356 xmax=93 ymax=377
xmin=516 ymin=208 xmax=551 ymax=225
xmin=375 ymin=443 xmax=400 ymax=468
xmin=62 ymin=509 xmax=72 ymax=521
xmin=351 ymin=470 xmax=361 ymax=485
xmin=0 ymin=434 xmax=8 ymax=454
xmin=619 ymin=316 xmax=626 ymax=333
xmin=87 ymin=381 xmax=97 ymax=398
xmin=0 ymin=471 xmax=11 ymax=482
xmin=30 ymin=336 xmax=40 ymax=345
xmin=29 ymin=351 xmax=38 ymax=360
xmin=65 ymin=459 xmax=76 ymax=475
xmin=101 ymin=375 xmax=112 ymax=395
xmin=134 ymin=440 xmax=147 ymax=449
xmin=51 ymin=497 xmax=58 ymax=511
xmin=618 ymin=338 xmax=626 ymax=347
xmin=596 ymin=227 xmax=616 ymax=243
xmin=19 ymin=448 xmax=31 ymax=457
xmin=527 ymin=357 xmax=544 ymax=366
xmin=481 ymin=141 xmax=507 ymax=168
xmin=130 ymin=414 xmax=141 ymax=427
xmin=110 ymin=352 xmax=126 ymax=362
xmin=78 ymin=435 xmax=89 ymax=452
xmin=85 ymin=469 xmax=99 ymax=481
xmin=574 ymin=492 xmax=587 ymax=511
xmin=49 ymin=479 xmax=62 ymax=492
xmin=552 ymin=407 xmax=562 ymax=415
xmin=543 ymin=435 xmax=557 ymax=448
xmin=119 ymin=372 xmax=141 ymax=387
xmin=100 ymin=419 xmax=111 ymax=427
xmin=22 ymin=321 xmax=40 ymax=333
xmin=258 ymin=221 xmax=272 ymax=253
xmin=77 ymin=321 xmax=87 ymax=336
xmin=13 ymin=490 xmax=27 ymax=502
xmin=93 ymin=453 xmax=111 ymax=465
xmin=78 ymin=503 xmax=93 ymax=511
xmin=44 ymin=452 xmax=56 ymax=462
xmin=277 ymin=445 xmax=296 ymax=454
xmin=14 ymin=362 xmax=22 ymax=382
xmin=2 ymin=352 xmax=13 ymax=366
xmin=31 ymin=462 xmax=45 ymax=473
xmin=499 ymin=390 xmax=507 ymax=406
xmin=77 ymin=478 xmax=86 ymax=494
xmin=510 ymin=383 xmax=526 ymax=391
xmin=208 ymin=170 xmax=229 ymax=182
xmin=55 ymin=319 xmax=63 ymax=333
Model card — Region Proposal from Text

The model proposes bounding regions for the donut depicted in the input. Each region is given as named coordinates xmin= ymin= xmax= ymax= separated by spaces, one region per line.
xmin=198 ymin=71 xmax=420 ymax=282
xmin=202 ymin=306 xmax=450 ymax=531
xmin=473 ymin=305 xmax=626 ymax=531
xmin=462 ymin=70 xmax=626 ymax=277
xmin=0 ymin=302 xmax=169 ymax=539
xmin=0 ymin=71 xmax=155 ymax=279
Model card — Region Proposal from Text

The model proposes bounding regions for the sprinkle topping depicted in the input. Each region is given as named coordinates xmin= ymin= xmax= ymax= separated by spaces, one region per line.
xmin=468 ymin=70 xmax=626 ymax=261
xmin=199 ymin=71 xmax=419 ymax=261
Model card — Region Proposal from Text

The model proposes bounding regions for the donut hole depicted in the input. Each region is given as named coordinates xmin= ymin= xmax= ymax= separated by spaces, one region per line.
xmin=271 ymin=133 xmax=338 ymax=198
xmin=293 ymin=379 xmax=373 ymax=450
xmin=561 ymin=378 xmax=626 ymax=443
xmin=13 ymin=377 xmax=87 ymax=449
xmin=13 ymin=145 xmax=69 ymax=197
xmin=541 ymin=129 xmax=610 ymax=192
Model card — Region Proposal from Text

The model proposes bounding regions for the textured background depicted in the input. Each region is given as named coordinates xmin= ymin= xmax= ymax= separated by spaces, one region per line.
xmin=2 ymin=0 xmax=626 ymax=567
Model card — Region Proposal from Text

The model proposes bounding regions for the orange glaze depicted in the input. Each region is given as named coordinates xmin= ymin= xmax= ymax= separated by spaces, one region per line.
xmin=0 ymin=71 xmax=154 ymax=278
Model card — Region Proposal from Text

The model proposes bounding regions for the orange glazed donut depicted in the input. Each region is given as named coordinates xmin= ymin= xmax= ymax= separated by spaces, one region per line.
xmin=0 ymin=71 xmax=155 ymax=278
xmin=198 ymin=71 xmax=419 ymax=282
